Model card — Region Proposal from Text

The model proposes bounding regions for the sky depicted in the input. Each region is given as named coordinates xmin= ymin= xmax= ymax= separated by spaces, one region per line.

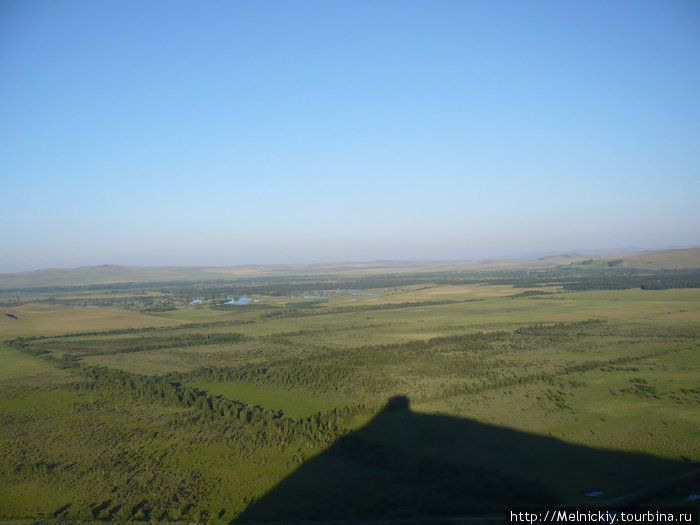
xmin=1 ymin=0 xmax=699 ymax=272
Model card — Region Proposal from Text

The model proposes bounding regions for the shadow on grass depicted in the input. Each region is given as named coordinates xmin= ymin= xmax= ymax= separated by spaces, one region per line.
xmin=236 ymin=396 xmax=697 ymax=523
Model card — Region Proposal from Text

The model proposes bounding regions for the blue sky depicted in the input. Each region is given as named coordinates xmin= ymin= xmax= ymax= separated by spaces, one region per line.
xmin=1 ymin=0 xmax=699 ymax=271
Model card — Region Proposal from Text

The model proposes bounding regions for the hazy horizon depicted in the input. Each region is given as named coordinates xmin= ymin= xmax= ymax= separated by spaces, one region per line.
xmin=2 ymin=1 xmax=699 ymax=273
xmin=4 ymin=244 xmax=700 ymax=275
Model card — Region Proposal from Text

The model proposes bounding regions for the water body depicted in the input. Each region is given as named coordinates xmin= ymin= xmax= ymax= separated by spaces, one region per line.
xmin=303 ymin=296 xmax=327 ymax=299
xmin=189 ymin=299 xmax=203 ymax=305
xmin=224 ymin=297 xmax=252 ymax=305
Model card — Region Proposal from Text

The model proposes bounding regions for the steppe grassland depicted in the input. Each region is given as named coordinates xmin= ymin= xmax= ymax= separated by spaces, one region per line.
xmin=8 ymin=285 xmax=698 ymax=423
xmin=0 ymin=303 xmax=182 ymax=338
xmin=0 ymin=271 xmax=698 ymax=522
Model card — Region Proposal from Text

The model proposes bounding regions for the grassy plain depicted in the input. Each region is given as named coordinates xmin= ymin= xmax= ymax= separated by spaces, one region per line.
xmin=0 ymin=252 xmax=698 ymax=522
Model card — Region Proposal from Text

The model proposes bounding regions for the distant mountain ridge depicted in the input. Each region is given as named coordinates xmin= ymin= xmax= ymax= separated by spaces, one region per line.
xmin=1 ymin=248 xmax=698 ymax=290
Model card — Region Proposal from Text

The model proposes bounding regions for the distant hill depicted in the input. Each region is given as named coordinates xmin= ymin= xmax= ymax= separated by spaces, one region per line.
xmin=1 ymin=248 xmax=697 ymax=290
xmin=564 ymin=248 xmax=700 ymax=271
xmin=0 ymin=262 xmax=457 ymax=290
xmin=612 ymin=248 xmax=700 ymax=270
xmin=0 ymin=265 xmax=222 ymax=290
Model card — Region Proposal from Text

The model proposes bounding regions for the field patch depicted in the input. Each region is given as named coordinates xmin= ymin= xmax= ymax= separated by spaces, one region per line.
xmin=0 ymin=343 xmax=68 ymax=383
xmin=0 ymin=304 xmax=182 ymax=339
xmin=193 ymin=381 xmax=339 ymax=418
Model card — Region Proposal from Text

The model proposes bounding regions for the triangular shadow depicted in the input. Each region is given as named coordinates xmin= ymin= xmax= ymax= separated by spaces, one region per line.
xmin=236 ymin=396 xmax=697 ymax=523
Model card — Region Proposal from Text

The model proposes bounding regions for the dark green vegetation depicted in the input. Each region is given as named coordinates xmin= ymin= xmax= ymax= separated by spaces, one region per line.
xmin=239 ymin=396 xmax=694 ymax=522
xmin=0 ymin=249 xmax=698 ymax=522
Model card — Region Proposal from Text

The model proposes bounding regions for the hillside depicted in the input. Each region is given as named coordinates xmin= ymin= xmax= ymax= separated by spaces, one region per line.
xmin=615 ymin=248 xmax=700 ymax=270
xmin=1 ymin=248 xmax=698 ymax=291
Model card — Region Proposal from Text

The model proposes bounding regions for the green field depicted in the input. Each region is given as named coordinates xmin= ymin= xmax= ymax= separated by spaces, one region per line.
xmin=0 ymin=251 xmax=698 ymax=522
xmin=0 ymin=343 xmax=68 ymax=383
xmin=193 ymin=381 xmax=340 ymax=419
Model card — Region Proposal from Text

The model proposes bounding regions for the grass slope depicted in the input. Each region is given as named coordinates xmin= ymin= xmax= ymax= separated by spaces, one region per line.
xmin=619 ymin=248 xmax=700 ymax=270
